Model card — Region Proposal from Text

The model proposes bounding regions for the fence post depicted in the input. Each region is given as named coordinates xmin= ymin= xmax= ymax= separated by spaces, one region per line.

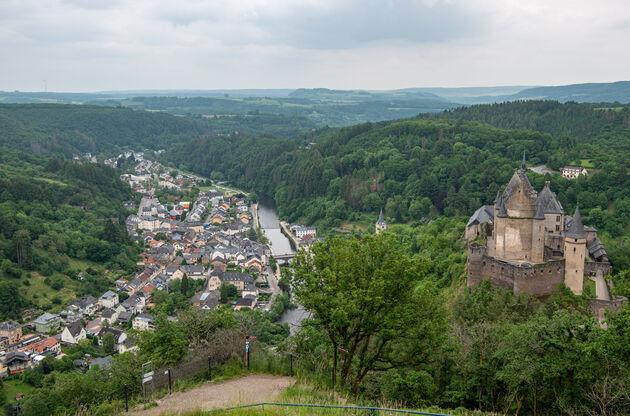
xmin=331 ymin=368 xmax=335 ymax=390
xmin=168 ymin=368 xmax=172 ymax=394
xmin=208 ymin=356 xmax=212 ymax=381
xmin=290 ymin=354 xmax=293 ymax=377
xmin=124 ymin=384 xmax=128 ymax=412
xmin=246 ymin=341 xmax=250 ymax=371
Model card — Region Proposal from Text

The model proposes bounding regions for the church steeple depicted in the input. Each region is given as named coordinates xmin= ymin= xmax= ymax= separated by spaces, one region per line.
xmin=375 ymin=208 xmax=387 ymax=234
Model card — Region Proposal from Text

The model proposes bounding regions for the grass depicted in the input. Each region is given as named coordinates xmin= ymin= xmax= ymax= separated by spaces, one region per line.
xmin=579 ymin=159 xmax=595 ymax=168
xmin=179 ymin=382 xmax=496 ymax=416
xmin=3 ymin=378 xmax=36 ymax=403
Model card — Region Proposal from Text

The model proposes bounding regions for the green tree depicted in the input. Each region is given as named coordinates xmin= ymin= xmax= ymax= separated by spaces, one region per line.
xmin=219 ymin=283 xmax=238 ymax=303
xmin=181 ymin=273 xmax=189 ymax=295
xmin=291 ymin=233 xmax=447 ymax=393
xmin=102 ymin=332 xmax=115 ymax=354
xmin=13 ymin=229 xmax=32 ymax=268
xmin=246 ymin=227 xmax=258 ymax=241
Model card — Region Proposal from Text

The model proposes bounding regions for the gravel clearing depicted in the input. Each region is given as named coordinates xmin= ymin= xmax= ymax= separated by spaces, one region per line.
xmin=132 ymin=375 xmax=295 ymax=416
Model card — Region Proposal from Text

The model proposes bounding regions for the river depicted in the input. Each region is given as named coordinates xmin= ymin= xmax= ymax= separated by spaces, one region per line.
xmin=257 ymin=198 xmax=310 ymax=334
xmin=257 ymin=199 xmax=295 ymax=255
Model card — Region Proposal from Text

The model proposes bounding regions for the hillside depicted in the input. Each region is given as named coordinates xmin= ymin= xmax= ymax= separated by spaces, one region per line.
xmin=507 ymin=81 xmax=630 ymax=103
xmin=0 ymin=149 xmax=140 ymax=319
xmin=0 ymin=103 xmax=201 ymax=156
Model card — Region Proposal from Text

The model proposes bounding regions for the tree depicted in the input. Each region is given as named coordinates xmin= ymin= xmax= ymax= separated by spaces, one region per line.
xmin=13 ymin=229 xmax=32 ymax=268
xmin=181 ymin=273 xmax=189 ymax=295
xmin=219 ymin=283 xmax=238 ymax=303
xmin=246 ymin=227 xmax=258 ymax=241
xmin=291 ymin=233 xmax=447 ymax=393
xmin=102 ymin=332 xmax=115 ymax=354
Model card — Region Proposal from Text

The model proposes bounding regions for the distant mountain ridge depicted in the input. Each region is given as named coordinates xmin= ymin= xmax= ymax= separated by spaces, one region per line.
xmin=506 ymin=81 xmax=630 ymax=103
xmin=1 ymin=82 xmax=629 ymax=127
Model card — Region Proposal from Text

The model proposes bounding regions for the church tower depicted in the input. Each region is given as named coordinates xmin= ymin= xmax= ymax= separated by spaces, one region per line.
xmin=564 ymin=205 xmax=587 ymax=295
xmin=375 ymin=208 xmax=387 ymax=234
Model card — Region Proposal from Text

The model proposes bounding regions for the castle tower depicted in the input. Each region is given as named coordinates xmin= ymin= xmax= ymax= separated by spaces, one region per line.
xmin=564 ymin=205 xmax=587 ymax=295
xmin=492 ymin=160 xmax=538 ymax=262
xmin=531 ymin=201 xmax=545 ymax=263
xmin=375 ymin=208 xmax=387 ymax=234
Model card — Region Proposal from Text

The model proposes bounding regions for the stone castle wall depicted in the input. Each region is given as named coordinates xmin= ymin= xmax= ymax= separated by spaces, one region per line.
xmin=584 ymin=261 xmax=612 ymax=276
xmin=468 ymin=243 xmax=565 ymax=296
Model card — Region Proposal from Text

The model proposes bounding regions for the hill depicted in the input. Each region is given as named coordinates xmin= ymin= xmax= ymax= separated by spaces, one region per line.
xmin=507 ymin=81 xmax=630 ymax=103
xmin=0 ymin=103 xmax=201 ymax=156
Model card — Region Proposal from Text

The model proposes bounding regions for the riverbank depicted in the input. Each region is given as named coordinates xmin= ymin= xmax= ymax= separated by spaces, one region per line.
xmin=279 ymin=221 xmax=300 ymax=250
xmin=251 ymin=202 xmax=259 ymax=230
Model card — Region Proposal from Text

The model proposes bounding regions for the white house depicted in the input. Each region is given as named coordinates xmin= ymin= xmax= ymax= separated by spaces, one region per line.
xmin=561 ymin=166 xmax=588 ymax=179
xmin=98 ymin=291 xmax=119 ymax=309
xmin=61 ymin=322 xmax=86 ymax=345
xmin=132 ymin=314 xmax=155 ymax=331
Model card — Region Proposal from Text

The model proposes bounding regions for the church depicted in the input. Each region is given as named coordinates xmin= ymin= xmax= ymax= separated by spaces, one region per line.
xmin=464 ymin=156 xmax=612 ymax=297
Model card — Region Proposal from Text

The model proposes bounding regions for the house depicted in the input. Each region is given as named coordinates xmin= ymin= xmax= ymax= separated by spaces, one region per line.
xmin=561 ymin=166 xmax=588 ymax=179
xmin=234 ymin=296 xmax=256 ymax=311
xmin=183 ymin=265 xmax=206 ymax=280
xmin=70 ymin=295 xmax=99 ymax=315
xmin=22 ymin=337 xmax=60 ymax=356
xmin=2 ymin=351 xmax=30 ymax=375
xmin=85 ymin=318 xmax=103 ymax=337
xmin=33 ymin=313 xmax=60 ymax=333
xmin=99 ymin=291 xmax=119 ymax=309
xmin=61 ymin=322 xmax=87 ymax=345
xmin=241 ymin=283 xmax=259 ymax=298
xmin=97 ymin=328 xmax=127 ymax=352
xmin=132 ymin=314 xmax=155 ymax=331
xmin=59 ymin=308 xmax=83 ymax=324
xmin=117 ymin=311 xmax=133 ymax=325
xmin=101 ymin=308 xmax=119 ymax=325
xmin=0 ymin=321 xmax=22 ymax=343
xmin=291 ymin=225 xmax=316 ymax=239
xmin=190 ymin=291 xmax=220 ymax=311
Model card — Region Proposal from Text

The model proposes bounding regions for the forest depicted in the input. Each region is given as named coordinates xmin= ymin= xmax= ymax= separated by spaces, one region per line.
xmin=0 ymin=103 xmax=201 ymax=157
xmin=0 ymin=148 xmax=140 ymax=319
xmin=0 ymin=100 xmax=629 ymax=414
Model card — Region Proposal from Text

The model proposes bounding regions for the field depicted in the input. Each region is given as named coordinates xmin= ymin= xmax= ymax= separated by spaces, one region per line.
xmin=3 ymin=378 xmax=36 ymax=403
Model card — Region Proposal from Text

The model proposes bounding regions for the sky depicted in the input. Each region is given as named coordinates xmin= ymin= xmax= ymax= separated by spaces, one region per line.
xmin=1 ymin=0 xmax=629 ymax=92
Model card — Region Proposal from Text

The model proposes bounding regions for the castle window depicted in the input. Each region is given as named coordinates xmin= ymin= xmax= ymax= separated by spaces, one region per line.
xmin=557 ymin=216 xmax=560 ymax=221
xmin=556 ymin=225 xmax=560 ymax=231
xmin=573 ymin=247 xmax=576 ymax=253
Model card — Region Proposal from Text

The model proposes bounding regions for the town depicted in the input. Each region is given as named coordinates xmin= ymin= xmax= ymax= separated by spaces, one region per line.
xmin=0 ymin=154 xmax=317 ymax=378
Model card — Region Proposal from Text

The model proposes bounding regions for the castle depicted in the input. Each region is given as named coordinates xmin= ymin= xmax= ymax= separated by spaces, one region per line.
xmin=465 ymin=156 xmax=613 ymax=297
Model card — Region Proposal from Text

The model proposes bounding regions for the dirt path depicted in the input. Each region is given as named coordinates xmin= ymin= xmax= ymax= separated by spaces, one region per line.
xmin=132 ymin=375 xmax=295 ymax=416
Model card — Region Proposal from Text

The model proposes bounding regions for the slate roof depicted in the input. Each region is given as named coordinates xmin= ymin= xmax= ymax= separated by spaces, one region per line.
xmin=566 ymin=205 xmax=586 ymax=239
xmin=219 ymin=271 xmax=255 ymax=284
xmin=66 ymin=321 xmax=84 ymax=337
xmin=502 ymin=170 xmax=537 ymax=206
xmin=587 ymin=238 xmax=607 ymax=260
xmin=536 ymin=183 xmax=564 ymax=214
xmin=467 ymin=205 xmax=494 ymax=227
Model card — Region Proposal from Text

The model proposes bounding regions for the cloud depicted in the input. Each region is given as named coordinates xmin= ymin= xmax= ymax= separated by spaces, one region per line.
xmin=0 ymin=0 xmax=629 ymax=91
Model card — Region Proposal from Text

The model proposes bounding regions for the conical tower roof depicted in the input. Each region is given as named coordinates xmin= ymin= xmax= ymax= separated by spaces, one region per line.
xmin=377 ymin=208 xmax=386 ymax=225
xmin=566 ymin=204 xmax=586 ymax=239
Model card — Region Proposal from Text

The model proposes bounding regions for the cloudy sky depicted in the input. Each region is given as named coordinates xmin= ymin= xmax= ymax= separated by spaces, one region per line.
xmin=1 ymin=0 xmax=629 ymax=92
